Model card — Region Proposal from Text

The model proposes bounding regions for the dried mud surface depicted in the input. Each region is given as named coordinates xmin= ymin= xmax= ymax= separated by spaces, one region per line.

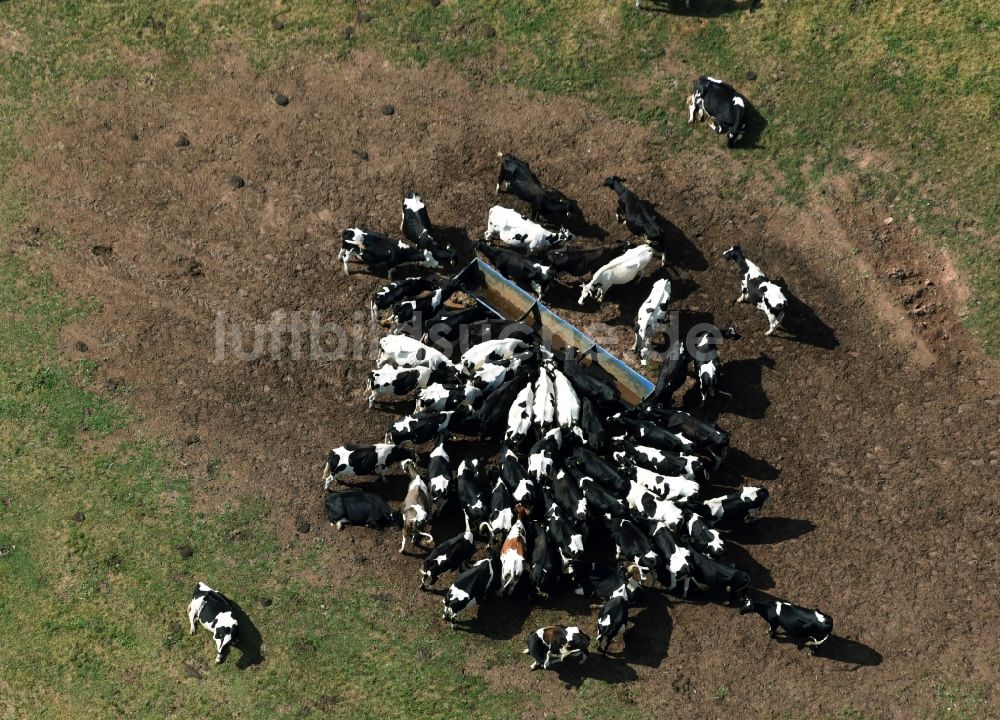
xmin=20 ymin=51 xmax=1000 ymax=718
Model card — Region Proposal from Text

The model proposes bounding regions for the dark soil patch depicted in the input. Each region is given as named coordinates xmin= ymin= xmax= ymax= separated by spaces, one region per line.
xmin=22 ymin=52 xmax=1000 ymax=718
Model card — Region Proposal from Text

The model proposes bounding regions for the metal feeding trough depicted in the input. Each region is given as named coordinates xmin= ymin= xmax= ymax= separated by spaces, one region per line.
xmin=456 ymin=259 xmax=655 ymax=406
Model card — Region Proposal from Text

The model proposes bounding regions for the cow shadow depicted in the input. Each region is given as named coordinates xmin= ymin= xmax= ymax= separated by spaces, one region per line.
xmin=814 ymin=636 xmax=883 ymax=668
xmin=228 ymin=600 xmax=265 ymax=669
xmin=437 ymin=226 xmax=475 ymax=264
xmin=639 ymin=0 xmax=756 ymax=17
xmin=619 ymin=592 xmax=673 ymax=667
xmin=551 ymin=652 xmax=639 ymax=687
xmin=696 ymin=353 xmax=774 ymax=421
xmin=775 ymin=286 xmax=839 ymax=349
xmin=564 ymin=207 xmax=608 ymax=240
xmin=724 ymin=543 xmax=774 ymax=590
xmin=723 ymin=446 xmax=780 ymax=482
xmin=663 ymin=219 xmax=709 ymax=272
xmin=460 ymin=596 xmax=533 ymax=640
xmin=732 ymin=100 xmax=768 ymax=150
xmin=728 ymin=517 xmax=816 ymax=545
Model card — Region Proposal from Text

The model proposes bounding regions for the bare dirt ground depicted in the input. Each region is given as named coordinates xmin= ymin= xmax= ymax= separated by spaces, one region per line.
xmin=21 ymin=51 xmax=1000 ymax=718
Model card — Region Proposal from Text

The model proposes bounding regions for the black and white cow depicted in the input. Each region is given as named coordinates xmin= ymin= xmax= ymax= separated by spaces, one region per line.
xmin=692 ymin=326 xmax=740 ymax=406
xmin=595 ymin=580 xmax=642 ymax=654
xmin=415 ymin=383 xmax=483 ymax=414
xmin=578 ymin=474 xmax=629 ymax=518
xmin=686 ymin=549 xmax=750 ymax=603
xmin=575 ymin=396 xmax=607 ymax=450
xmin=367 ymin=365 xmax=454 ymax=408
xmin=552 ymin=469 xmax=588 ymax=524
xmin=442 ymin=553 xmax=498 ymax=625
xmin=643 ymin=407 xmax=730 ymax=468
xmin=371 ymin=276 xmax=443 ymax=321
xmin=426 ymin=442 xmax=452 ymax=515
xmin=420 ymin=305 xmax=490 ymax=347
xmin=694 ymin=486 xmax=769 ymax=526
xmin=524 ymin=625 xmax=591 ymax=670
xmin=376 ymin=335 xmax=454 ymax=372
xmin=476 ymin=367 xmax=534 ymax=440
xmin=613 ymin=438 xmax=705 ymax=481
xmin=612 ymin=414 xmax=692 ymax=457
xmin=626 ymin=464 xmax=700 ymax=503
xmin=680 ymin=511 xmax=725 ymax=557
xmin=187 ymin=582 xmax=239 ymax=664
xmin=322 ymin=443 xmax=416 ymax=490
xmin=532 ymin=365 xmax=557 ymax=432
xmin=500 ymin=446 xmax=535 ymax=508
xmin=461 ymin=337 xmax=529 ymax=374
xmin=561 ymin=356 xmax=621 ymax=407
xmin=722 ymin=245 xmax=788 ymax=335
xmin=633 ymin=517 xmax=691 ymax=591
xmin=385 ymin=411 xmax=453 ymax=446
xmin=340 ymin=227 xmax=438 ymax=276
xmin=740 ymin=598 xmax=834 ymax=653
xmin=496 ymin=153 xmax=575 ymax=223
xmin=325 ymin=490 xmax=402 ymax=529
xmin=687 ymin=75 xmax=748 ymax=148
xmin=568 ymin=446 xmax=630 ymax=497
xmin=527 ymin=428 xmax=562 ymax=484
xmin=482 ymin=476 xmax=514 ymax=541
xmin=390 ymin=280 xmax=459 ymax=327
xmin=602 ymin=177 xmax=669 ymax=262
xmin=505 ymin=380 xmax=535 ymax=447
xmin=456 ymin=459 xmax=488 ymax=525
xmin=625 ymin=480 xmax=685 ymax=528
xmin=634 ymin=278 xmax=672 ymax=366
xmin=421 ymin=512 xmax=476 ymax=589
xmin=401 ymin=191 xmax=456 ymax=265
xmin=528 ymin=520 xmax=561 ymax=597
xmin=645 ymin=338 xmax=690 ymax=408
xmin=607 ymin=518 xmax=659 ymax=583
xmin=573 ymin=562 xmax=642 ymax=601
xmin=545 ymin=502 xmax=586 ymax=573
xmin=578 ymin=244 xmax=655 ymax=305
xmin=485 ymin=205 xmax=574 ymax=254
xmin=476 ymin=241 xmax=553 ymax=298
xmin=549 ymin=367 xmax=580 ymax=432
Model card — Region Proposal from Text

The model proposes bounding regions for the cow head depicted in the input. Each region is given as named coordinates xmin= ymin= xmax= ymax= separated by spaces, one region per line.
xmin=555 ymin=227 xmax=575 ymax=245
xmin=563 ymin=626 xmax=591 ymax=657
xmin=212 ymin=613 xmax=238 ymax=663
xmin=738 ymin=597 xmax=756 ymax=615
xmin=722 ymin=245 xmax=743 ymax=262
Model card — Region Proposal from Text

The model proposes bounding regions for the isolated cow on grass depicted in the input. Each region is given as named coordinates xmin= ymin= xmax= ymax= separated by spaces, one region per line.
xmin=187 ymin=582 xmax=239 ymax=664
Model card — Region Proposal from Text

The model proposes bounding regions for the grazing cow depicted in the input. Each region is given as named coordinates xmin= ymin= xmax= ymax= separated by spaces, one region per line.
xmin=483 ymin=477 xmax=514 ymax=541
xmin=625 ymin=481 xmax=684 ymax=529
xmin=722 ymin=245 xmax=788 ymax=335
xmin=461 ymin=337 xmax=529 ymax=374
xmin=546 ymin=241 xmax=630 ymax=278
xmin=686 ymin=549 xmax=750 ymax=603
xmin=596 ymin=580 xmax=642 ymax=654
xmin=607 ymin=518 xmax=659 ymax=583
xmin=496 ymin=153 xmax=575 ymax=222
xmin=322 ymin=443 xmax=416 ymax=490
xmin=421 ymin=512 xmax=475 ymax=588
xmin=485 ymin=205 xmax=573 ymax=254
xmin=552 ymin=469 xmax=588 ymax=524
xmin=602 ymin=177 xmax=669 ymax=263
xmin=561 ymin=356 xmax=621 ymax=407
xmin=643 ymin=337 xmax=689 ymax=408
xmin=426 ymin=442 xmax=452 ymax=515
xmin=569 ymin=447 xmax=630 ymax=497
xmin=687 ymin=75 xmax=748 ymax=148
xmin=340 ymin=227 xmax=438 ymax=276
xmin=371 ymin=276 xmax=442 ymax=321
xmin=681 ymin=511 xmax=725 ymax=557
xmin=500 ymin=446 xmax=535 ymax=508
xmin=527 ymin=428 xmax=562 ymax=484
xmin=500 ymin=514 xmax=529 ymax=593
xmin=367 ymin=365 xmax=454 ymax=408
xmin=692 ymin=327 xmax=740 ymax=406
xmin=528 ymin=520 xmax=561 ymax=597
xmin=578 ymin=475 xmax=628 ymax=518
xmin=187 ymin=582 xmax=239 ymax=664
xmin=443 ymin=554 xmax=498 ymax=625
xmin=524 ymin=626 xmax=591 ymax=670
xmin=505 ymin=381 xmax=535 ymax=446
xmin=740 ymin=598 xmax=834 ymax=653
xmin=476 ymin=241 xmax=553 ymax=298
xmin=578 ymin=244 xmax=655 ymax=305
xmin=399 ymin=460 xmax=434 ymax=553
xmin=401 ymin=191 xmax=456 ymax=265
xmin=545 ymin=503 xmax=586 ymax=572
xmin=532 ymin=366 xmax=557 ymax=431
xmin=325 ymin=490 xmax=402 ymax=529
xmin=549 ymin=367 xmax=580 ymax=431
xmin=694 ymin=486 xmax=769 ymax=526
xmin=634 ymin=278 xmax=672 ymax=366
xmin=476 ymin=367 xmax=534 ymax=440
xmin=385 ymin=411 xmax=453 ymax=446
xmin=469 ymin=360 xmax=520 ymax=395
xmin=376 ymin=335 xmax=454 ymax=372
xmin=573 ymin=563 xmax=642 ymax=600
xmin=456 ymin=459 xmax=488 ymax=525
xmin=643 ymin=407 xmax=730 ymax=468
xmin=612 ymin=414 xmax=692 ymax=456
xmin=416 ymin=383 xmax=483 ymax=413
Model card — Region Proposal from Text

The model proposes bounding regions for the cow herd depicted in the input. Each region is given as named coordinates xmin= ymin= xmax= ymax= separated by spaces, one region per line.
xmin=186 ymin=76 xmax=829 ymax=668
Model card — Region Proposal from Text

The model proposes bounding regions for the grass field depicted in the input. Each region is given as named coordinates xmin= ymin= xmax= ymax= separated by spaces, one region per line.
xmin=1 ymin=2 xmax=997 ymax=718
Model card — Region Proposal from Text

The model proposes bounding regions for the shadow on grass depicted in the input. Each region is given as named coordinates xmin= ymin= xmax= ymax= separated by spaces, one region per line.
xmin=228 ymin=599 xmax=265 ymax=669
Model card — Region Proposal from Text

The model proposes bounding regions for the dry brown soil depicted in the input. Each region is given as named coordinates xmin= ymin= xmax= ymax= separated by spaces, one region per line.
xmin=19 ymin=51 xmax=1000 ymax=718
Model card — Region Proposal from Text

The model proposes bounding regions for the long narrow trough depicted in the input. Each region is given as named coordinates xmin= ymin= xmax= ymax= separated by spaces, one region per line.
xmin=456 ymin=259 xmax=655 ymax=406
